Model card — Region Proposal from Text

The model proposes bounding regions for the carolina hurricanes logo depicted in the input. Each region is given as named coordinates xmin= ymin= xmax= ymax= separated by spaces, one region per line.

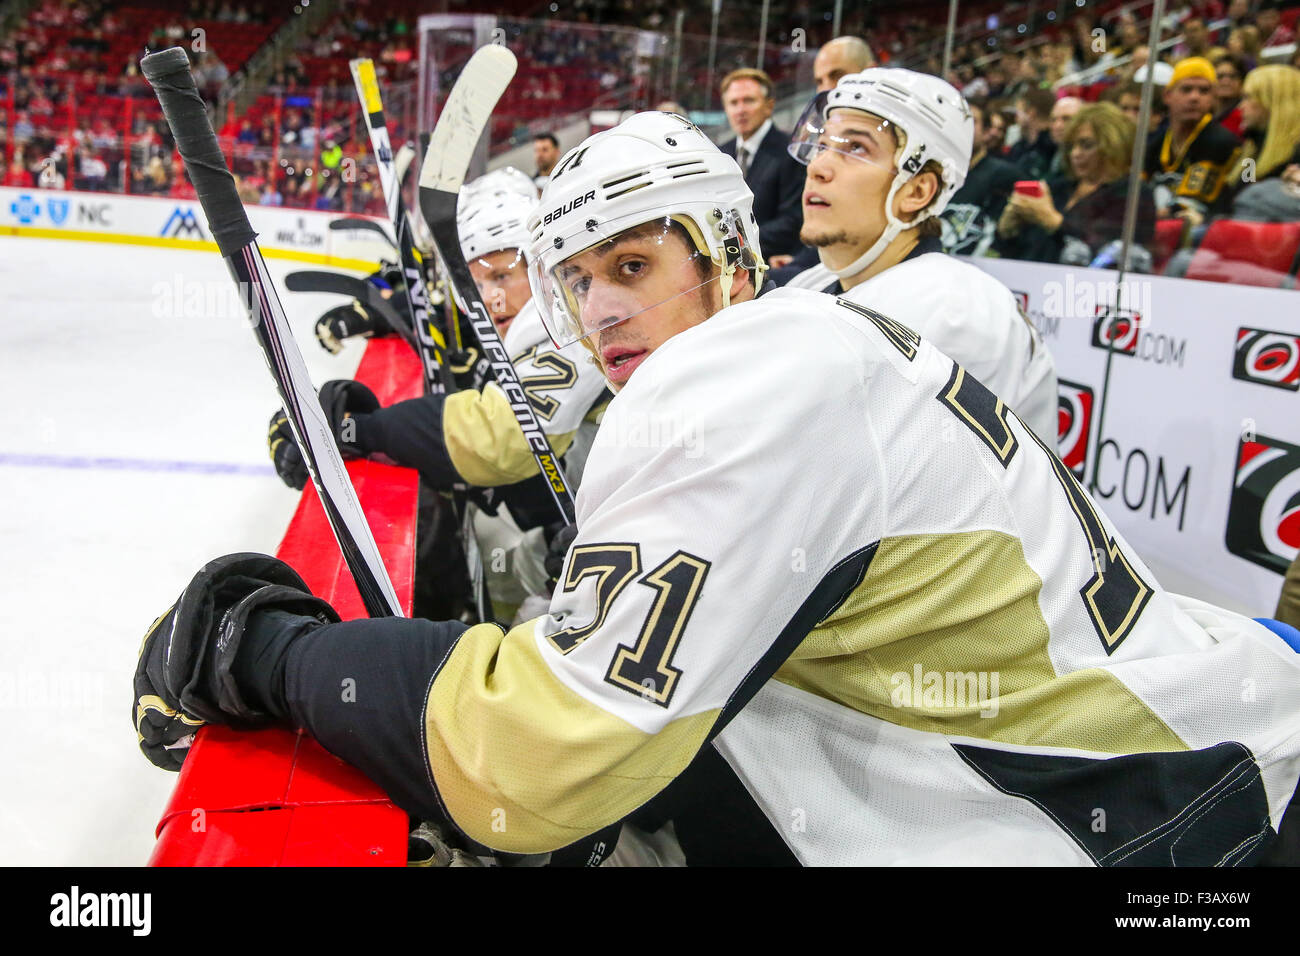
xmin=1226 ymin=434 xmax=1300 ymax=574
xmin=1233 ymin=328 xmax=1300 ymax=391
xmin=1091 ymin=306 xmax=1143 ymax=355
xmin=1057 ymin=380 xmax=1094 ymax=479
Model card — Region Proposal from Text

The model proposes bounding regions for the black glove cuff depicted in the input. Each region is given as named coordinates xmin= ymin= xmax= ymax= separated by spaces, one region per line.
xmin=208 ymin=586 xmax=340 ymax=727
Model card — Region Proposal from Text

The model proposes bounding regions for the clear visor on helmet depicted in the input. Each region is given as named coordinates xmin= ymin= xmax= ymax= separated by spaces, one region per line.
xmin=788 ymin=90 xmax=900 ymax=172
xmin=467 ymin=246 xmax=530 ymax=324
xmin=532 ymin=213 xmax=719 ymax=350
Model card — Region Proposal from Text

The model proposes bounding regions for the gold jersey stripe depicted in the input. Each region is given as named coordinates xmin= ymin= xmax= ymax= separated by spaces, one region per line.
xmin=443 ymin=385 xmax=577 ymax=486
xmin=424 ymin=620 xmax=718 ymax=853
xmin=776 ymin=531 xmax=1186 ymax=755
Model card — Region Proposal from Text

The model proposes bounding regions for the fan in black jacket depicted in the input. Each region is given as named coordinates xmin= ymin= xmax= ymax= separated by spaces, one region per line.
xmin=718 ymin=68 xmax=806 ymax=257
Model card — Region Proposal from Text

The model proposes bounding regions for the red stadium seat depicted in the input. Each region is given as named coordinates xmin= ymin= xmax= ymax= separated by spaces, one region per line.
xmin=1152 ymin=218 xmax=1188 ymax=274
xmin=1184 ymin=220 xmax=1300 ymax=287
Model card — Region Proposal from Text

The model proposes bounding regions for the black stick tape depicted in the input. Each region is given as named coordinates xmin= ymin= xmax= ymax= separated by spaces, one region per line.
xmin=140 ymin=46 xmax=257 ymax=258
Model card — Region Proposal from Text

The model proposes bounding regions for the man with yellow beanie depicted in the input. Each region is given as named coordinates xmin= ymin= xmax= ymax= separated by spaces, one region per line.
xmin=1143 ymin=56 xmax=1244 ymax=225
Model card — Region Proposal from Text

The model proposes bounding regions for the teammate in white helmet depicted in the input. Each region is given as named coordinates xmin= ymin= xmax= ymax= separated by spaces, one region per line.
xmin=784 ymin=68 xmax=1058 ymax=446
xmin=138 ymin=111 xmax=1300 ymax=866
xmin=270 ymin=184 xmax=607 ymax=496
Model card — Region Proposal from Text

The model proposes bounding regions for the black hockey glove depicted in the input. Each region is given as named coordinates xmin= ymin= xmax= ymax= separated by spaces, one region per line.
xmin=133 ymin=553 xmax=339 ymax=771
xmin=318 ymin=379 xmax=381 ymax=457
xmin=268 ymin=409 xmax=307 ymax=491
xmin=314 ymin=300 xmax=395 ymax=355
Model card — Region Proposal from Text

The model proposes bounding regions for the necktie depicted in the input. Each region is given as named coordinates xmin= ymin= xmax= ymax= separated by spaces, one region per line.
xmin=737 ymin=146 xmax=751 ymax=178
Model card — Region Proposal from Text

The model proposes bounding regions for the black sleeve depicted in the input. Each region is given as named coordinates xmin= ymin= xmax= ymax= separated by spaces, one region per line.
xmin=282 ymin=615 xmax=467 ymax=824
xmin=761 ymin=148 xmax=807 ymax=257
xmin=276 ymin=614 xmax=622 ymax=864
xmin=352 ymin=392 xmax=461 ymax=489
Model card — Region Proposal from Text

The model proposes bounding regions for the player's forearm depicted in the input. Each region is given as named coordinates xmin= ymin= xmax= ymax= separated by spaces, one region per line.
xmin=276 ymin=614 xmax=471 ymax=824
xmin=269 ymin=610 xmax=709 ymax=854
xmin=440 ymin=386 xmax=576 ymax=487
xmin=351 ymin=392 xmax=461 ymax=487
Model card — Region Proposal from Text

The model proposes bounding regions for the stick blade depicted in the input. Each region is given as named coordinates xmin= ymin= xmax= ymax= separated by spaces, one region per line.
xmin=420 ymin=45 xmax=518 ymax=196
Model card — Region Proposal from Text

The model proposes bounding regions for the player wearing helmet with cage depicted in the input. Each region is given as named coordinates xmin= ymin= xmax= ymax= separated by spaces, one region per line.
xmin=784 ymin=68 xmax=1057 ymax=446
xmin=136 ymin=110 xmax=1300 ymax=866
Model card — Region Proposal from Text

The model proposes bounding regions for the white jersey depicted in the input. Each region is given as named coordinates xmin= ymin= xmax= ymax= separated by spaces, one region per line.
xmin=420 ymin=287 xmax=1300 ymax=864
xmin=787 ymin=252 xmax=1058 ymax=447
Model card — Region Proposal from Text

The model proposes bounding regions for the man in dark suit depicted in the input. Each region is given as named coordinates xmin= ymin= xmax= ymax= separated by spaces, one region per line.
xmin=718 ymin=68 xmax=805 ymax=258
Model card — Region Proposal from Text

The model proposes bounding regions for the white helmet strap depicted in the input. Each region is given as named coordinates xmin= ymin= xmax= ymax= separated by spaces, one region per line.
xmin=823 ymin=168 xmax=920 ymax=280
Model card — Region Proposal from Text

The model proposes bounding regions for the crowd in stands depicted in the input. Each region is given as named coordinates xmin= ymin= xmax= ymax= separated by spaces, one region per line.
xmin=922 ymin=0 xmax=1300 ymax=274
xmin=2 ymin=0 xmax=1299 ymax=279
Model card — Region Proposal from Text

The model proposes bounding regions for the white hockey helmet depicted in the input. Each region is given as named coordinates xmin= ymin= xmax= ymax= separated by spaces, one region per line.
xmin=526 ymin=111 xmax=764 ymax=349
xmin=457 ymin=190 xmax=536 ymax=264
xmin=462 ymin=165 xmax=539 ymax=205
xmin=790 ymin=68 xmax=974 ymax=279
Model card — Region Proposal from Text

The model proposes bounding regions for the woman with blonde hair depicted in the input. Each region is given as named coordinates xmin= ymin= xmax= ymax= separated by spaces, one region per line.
xmin=996 ymin=102 xmax=1156 ymax=263
xmin=1231 ymin=65 xmax=1300 ymax=221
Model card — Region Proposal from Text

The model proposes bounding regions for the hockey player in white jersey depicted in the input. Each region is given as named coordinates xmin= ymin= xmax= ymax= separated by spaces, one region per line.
xmin=136 ymin=111 xmax=1300 ymax=866
xmin=784 ymin=69 xmax=1058 ymax=445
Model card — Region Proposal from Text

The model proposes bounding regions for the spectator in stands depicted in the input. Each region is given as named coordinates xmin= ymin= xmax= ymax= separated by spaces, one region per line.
xmin=319 ymin=139 xmax=342 ymax=177
xmin=3 ymin=157 xmax=34 ymax=188
xmin=1222 ymin=0 xmax=1253 ymax=38
xmin=813 ymin=36 xmax=875 ymax=93
xmin=135 ymin=155 xmax=168 ymax=195
xmin=1108 ymin=82 xmax=1144 ymax=124
xmin=1231 ymin=65 xmax=1300 ymax=221
xmin=14 ymin=110 xmax=34 ymax=144
xmin=1048 ymin=96 xmax=1083 ymax=178
xmin=984 ymin=104 xmax=1011 ymax=155
xmin=1212 ymin=53 xmax=1248 ymax=136
xmin=997 ymin=103 xmax=1156 ymax=264
xmin=236 ymin=118 xmax=258 ymax=145
xmin=940 ymin=100 xmax=1025 ymax=257
xmin=532 ymin=132 xmax=560 ymax=190
xmin=1174 ymin=17 xmax=1214 ymax=60
xmin=1007 ymin=86 xmax=1058 ymax=180
xmin=1256 ymin=1 xmax=1296 ymax=48
xmin=1226 ymin=25 xmax=1263 ymax=70
xmin=1144 ymin=57 xmax=1243 ymax=225
xmin=717 ymin=67 xmax=805 ymax=258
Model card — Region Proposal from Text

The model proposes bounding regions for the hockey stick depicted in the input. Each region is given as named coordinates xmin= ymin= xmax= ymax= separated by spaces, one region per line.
xmin=350 ymin=58 xmax=497 ymax=622
xmin=350 ymin=58 xmax=455 ymax=396
xmin=140 ymin=46 xmax=402 ymax=619
xmin=284 ymin=268 xmax=414 ymax=348
xmin=419 ymin=46 xmax=577 ymax=526
xmin=327 ymin=216 xmax=396 ymax=250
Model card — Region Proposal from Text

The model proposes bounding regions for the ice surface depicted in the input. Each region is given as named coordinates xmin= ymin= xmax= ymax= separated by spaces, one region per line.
xmin=0 ymin=235 xmax=373 ymax=865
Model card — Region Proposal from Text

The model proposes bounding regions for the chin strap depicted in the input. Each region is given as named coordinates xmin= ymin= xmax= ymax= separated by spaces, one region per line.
xmin=719 ymin=265 xmax=735 ymax=309
xmin=716 ymin=209 xmax=767 ymax=310
xmin=823 ymin=170 xmax=914 ymax=280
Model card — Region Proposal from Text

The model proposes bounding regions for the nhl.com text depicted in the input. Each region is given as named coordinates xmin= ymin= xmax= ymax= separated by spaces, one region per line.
xmin=49 ymin=886 xmax=151 ymax=936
